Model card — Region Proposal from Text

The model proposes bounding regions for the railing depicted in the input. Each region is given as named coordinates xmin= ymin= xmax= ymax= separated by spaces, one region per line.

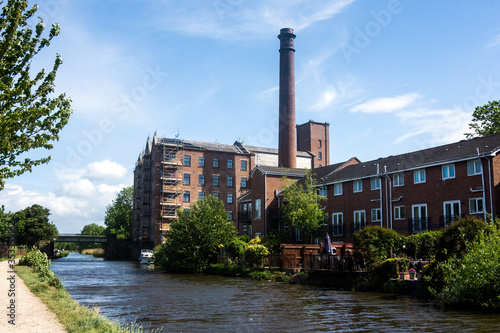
xmin=352 ymin=221 xmax=366 ymax=235
xmin=307 ymin=254 xmax=365 ymax=272
xmin=238 ymin=211 xmax=252 ymax=222
xmin=439 ymin=214 xmax=465 ymax=228
xmin=329 ymin=224 xmax=343 ymax=237
xmin=160 ymin=198 xmax=182 ymax=206
xmin=409 ymin=217 xmax=430 ymax=233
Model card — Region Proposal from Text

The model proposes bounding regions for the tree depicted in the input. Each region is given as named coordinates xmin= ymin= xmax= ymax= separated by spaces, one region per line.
xmin=466 ymin=100 xmax=500 ymax=138
xmin=12 ymin=204 xmax=58 ymax=246
xmin=0 ymin=205 xmax=12 ymax=243
xmin=282 ymin=169 xmax=327 ymax=237
xmin=80 ymin=223 xmax=105 ymax=236
xmin=154 ymin=195 xmax=236 ymax=273
xmin=104 ymin=186 xmax=133 ymax=239
xmin=353 ymin=225 xmax=403 ymax=267
xmin=0 ymin=0 xmax=72 ymax=190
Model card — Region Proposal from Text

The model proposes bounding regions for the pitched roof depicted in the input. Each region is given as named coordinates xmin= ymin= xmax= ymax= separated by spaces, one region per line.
xmin=317 ymin=133 xmax=500 ymax=185
xmin=252 ymin=165 xmax=309 ymax=177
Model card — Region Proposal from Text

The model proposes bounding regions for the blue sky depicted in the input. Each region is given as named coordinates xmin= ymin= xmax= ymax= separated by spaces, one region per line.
xmin=1 ymin=0 xmax=500 ymax=233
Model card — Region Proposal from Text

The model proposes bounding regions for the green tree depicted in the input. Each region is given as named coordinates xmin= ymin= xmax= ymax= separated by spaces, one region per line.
xmin=0 ymin=205 xmax=12 ymax=243
xmin=12 ymin=204 xmax=58 ymax=246
xmin=282 ymin=169 xmax=327 ymax=237
xmin=155 ymin=195 xmax=236 ymax=273
xmin=0 ymin=0 xmax=72 ymax=190
xmin=353 ymin=225 xmax=403 ymax=267
xmin=80 ymin=223 xmax=105 ymax=236
xmin=104 ymin=186 xmax=133 ymax=239
xmin=466 ymin=100 xmax=500 ymax=138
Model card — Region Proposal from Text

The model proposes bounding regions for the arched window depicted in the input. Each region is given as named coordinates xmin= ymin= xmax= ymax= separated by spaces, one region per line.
xmin=318 ymin=152 xmax=322 ymax=160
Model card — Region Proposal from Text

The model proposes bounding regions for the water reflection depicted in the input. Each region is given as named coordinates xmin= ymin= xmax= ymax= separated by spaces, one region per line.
xmin=51 ymin=252 xmax=500 ymax=332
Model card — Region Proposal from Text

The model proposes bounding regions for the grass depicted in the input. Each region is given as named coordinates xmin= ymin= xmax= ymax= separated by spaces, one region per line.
xmin=81 ymin=248 xmax=106 ymax=257
xmin=15 ymin=265 xmax=159 ymax=332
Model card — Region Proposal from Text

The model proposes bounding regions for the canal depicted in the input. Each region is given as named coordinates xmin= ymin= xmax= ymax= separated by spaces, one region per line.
xmin=50 ymin=252 xmax=500 ymax=332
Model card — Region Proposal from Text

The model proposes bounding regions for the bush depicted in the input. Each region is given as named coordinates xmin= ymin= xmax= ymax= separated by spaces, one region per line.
xmin=225 ymin=239 xmax=247 ymax=258
xmin=353 ymin=226 xmax=403 ymax=267
xmin=435 ymin=217 xmax=490 ymax=261
xmin=19 ymin=250 xmax=62 ymax=288
xmin=404 ymin=230 xmax=442 ymax=260
xmin=431 ymin=230 xmax=500 ymax=311
xmin=244 ymin=244 xmax=269 ymax=268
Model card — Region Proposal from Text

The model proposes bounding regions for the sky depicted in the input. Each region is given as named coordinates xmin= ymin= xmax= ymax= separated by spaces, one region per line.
xmin=1 ymin=0 xmax=500 ymax=233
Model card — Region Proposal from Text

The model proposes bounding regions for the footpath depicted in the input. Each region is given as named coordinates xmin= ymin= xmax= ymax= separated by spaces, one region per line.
xmin=1 ymin=260 xmax=67 ymax=333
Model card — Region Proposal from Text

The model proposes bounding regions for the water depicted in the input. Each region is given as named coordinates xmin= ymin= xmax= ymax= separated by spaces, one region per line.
xmin=51 ymin=252 xmax=500 ymax=332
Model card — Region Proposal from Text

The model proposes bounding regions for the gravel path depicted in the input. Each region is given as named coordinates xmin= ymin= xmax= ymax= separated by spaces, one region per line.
xmin=0 ymin=260 xmax=67 ymax=333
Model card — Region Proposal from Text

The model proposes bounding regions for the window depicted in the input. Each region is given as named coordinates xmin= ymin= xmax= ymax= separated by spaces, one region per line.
xmin=467 ymin=160 xmax=482 ymax=176
xmin=241 ymin=160 xmax=247 ymax=171
xmin=184 ymin=155 xmax=191 ymax=166
xmin=414 ymin=169 xmax=426 ymax=184
xmin=199 ymin=157 xmax=205 ymax=167
xmin=371 ymin=177 xmax=381 ymax=190
xmin=353 ymin=180 xmax=362 ymax=193
xmin=371 ymin=208 xmax=381 ymax=222
xmin=227 ymin=176 xmax=233 ymax=188
xmin=213 ymin=175 xmax=219 ymax=187
xmin=227 ymin=159 xmax=233 ymax=169
xmin=213 ymin=192 xmax=219 ymax=199
xmin=394 ymin=206 xmax=405 ymax=220
xmin=318 ymin=152 xmax=322 ymax=160
xmin=183 ymin=191 xmax=190 ymax=202
xmin=444 ymin=200 xmax=461 ymax=226
xmin=334 ymin=183 xmax=342 ymax=196
xmin=353 ymin=210 xmax=366 ymax=233
xmin=241 ymin=177 xmax=247 ymax=188
xmin=198 ymin=174 xmax=205 ymax=186
xmin=227 ymin=193 xmax=233 ymax=204
xmin=393 ymin=173 xmax=404 ymax=187
xmin=213 ymin=158 xmax=219 ymax=168
xmin=198 ymin=192 xmax=205 ymax=200
xmin=255 ymin=199 xmax=261 ymax=219
xmin=319 ymin=186 xmax=327 ymax=197
xmin=227 ymin=211 xmax=233 ymax=221
xmin=412 ymin=204 xmax=428 ymax=233
xmin=442 ymin=164 xmax=455 ymax=179
xmin=318 ymin=140 xmax=322 ymax=148
xmin=469 ymin=198 xmax=484 ymax=214
xmin=295 ymin=229 xmax=302 ymax=242
xmin=331 ymin=213 xmax=343 ymax=237
xmin=183 ymin=173 xmax=190 ymax=185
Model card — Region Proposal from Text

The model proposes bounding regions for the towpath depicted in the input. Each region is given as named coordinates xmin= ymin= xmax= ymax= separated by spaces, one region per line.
xmin=0 ymin=260 xmax=67 ymax=333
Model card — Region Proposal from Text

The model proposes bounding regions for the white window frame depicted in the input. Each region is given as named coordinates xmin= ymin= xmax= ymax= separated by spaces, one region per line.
xmin=412 ymin=203 xmax=428 ymax=233
xmin=370 ymin=177 xmax=381 ymax=190
xmin=334 ymin=183 xmax=342 ymax=196
xmin=255 ymin=199 xmax=261 ymax=219
xmin=469 ymin=198 xmax=484 ymax=214
xmin=414 ymin=169 xmax=426 ymax=184
xmin=394 ymin=206 xmax=405 ymax=220
xmin=353 ymin=180 xmax=362 ymax=193
xmin=393 ymin=173 xmax=404 ymax=187
xmin=371 ymin=208 xmax=381 ymax=222
xmin=442 ymin=164 xmax=455 ymax=180
xmin=467 ymin=160 xmax=482 ymax=176
xmin=353 ymin=210 xmax=366 ymax=232
xmin=332 ymin=213 xmax=343 ymax=237
xmin=319 ymin=186 xmax=327 ymax=197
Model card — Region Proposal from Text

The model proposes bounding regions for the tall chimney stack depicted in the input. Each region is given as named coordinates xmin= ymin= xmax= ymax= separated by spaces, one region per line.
xmin=278 ymin=28 xmax=297 ymax=169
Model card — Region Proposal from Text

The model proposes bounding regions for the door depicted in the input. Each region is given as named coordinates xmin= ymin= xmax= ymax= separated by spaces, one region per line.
xmin=412 ymin=204 xmax=427 ymax=233
xmin=443 ymin=200 xmax=460 ymax=227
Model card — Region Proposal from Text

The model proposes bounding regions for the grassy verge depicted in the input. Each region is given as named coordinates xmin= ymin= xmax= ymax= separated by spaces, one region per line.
xmin=205 ymin=263 xmax=309 ymax=284
xmin=15 ymin=265 xmax=157 ymax=332
xmin=81 ymin=248 xmax=106 ymax=258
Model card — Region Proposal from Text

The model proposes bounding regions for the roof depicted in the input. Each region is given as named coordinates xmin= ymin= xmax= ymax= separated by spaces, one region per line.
xmin=252 ymin=165 xmax=308 ymax=177
xmin=245 ymin=145 xmax=312 ymax=157
xmin=317 ymin=133 xmax=500 ymax=185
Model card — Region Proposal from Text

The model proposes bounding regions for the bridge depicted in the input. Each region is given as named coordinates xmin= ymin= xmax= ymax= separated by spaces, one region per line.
xmin=55 ymin=234 xmax=107 ymax=243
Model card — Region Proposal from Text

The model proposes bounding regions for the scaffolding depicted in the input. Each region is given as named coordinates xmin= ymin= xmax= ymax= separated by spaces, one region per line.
xmin=159 ymin=138 xmax=183 ymax=241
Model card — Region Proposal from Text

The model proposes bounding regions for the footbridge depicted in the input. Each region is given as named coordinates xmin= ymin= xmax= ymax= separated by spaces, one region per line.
xmin=55 ymin=234 xmax=107 ymax=243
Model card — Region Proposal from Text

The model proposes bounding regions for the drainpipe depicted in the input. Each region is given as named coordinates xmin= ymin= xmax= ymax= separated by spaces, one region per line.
xmin=377 ymin=164 xmax=383 ymax=228
xmin=479 ymin=151 xmax=494 ymax=220
xmin=264 ymin=173 xmax=267 ymax=236
xmin=383 ymin=166 xmax=393 ymax=229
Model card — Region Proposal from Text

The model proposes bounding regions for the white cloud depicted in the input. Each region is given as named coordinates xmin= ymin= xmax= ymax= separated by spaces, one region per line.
xmin=351 ymin=93 xmax=422 ymax=113
xmin=149 ymin=0 xmax=355 ymax=40
xmin=86 ymin=160 xmax=128 ymax=182
xmin=56 ymin=179 xmax=97 ymax=198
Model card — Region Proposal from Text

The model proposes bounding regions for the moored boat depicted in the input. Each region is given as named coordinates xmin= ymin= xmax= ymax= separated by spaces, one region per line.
xmin=139 ymin=249 xmax=154 ymax=264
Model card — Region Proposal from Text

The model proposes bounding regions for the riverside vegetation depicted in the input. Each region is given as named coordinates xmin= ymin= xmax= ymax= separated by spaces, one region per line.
xmin=17 ymin=249 xmax=158 ymax=332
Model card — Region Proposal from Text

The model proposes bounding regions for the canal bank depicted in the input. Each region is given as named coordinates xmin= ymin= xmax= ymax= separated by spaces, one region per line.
xmin=0 ymin=260 xmax=66 ymax=333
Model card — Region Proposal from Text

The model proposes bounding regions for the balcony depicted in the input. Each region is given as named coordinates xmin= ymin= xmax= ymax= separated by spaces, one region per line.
xmin=351 ymin=221 xmax=366 ymax=235
xmin=439 ymin=214 xmax=465 ymax=229
xmin=329 ymin=224 xmax=343 ymax=237
xmin=238 ymin=211 xmax=252 ymax=222
xmin=409 ymin=217 xmax=430 ymax=233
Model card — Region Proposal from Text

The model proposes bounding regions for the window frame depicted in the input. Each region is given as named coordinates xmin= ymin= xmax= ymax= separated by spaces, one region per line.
xmin=241 ymin=177 xmax=247 ymax=188
xmin=393 ymin=173 xmax=404 ymax=187
xmin=198 ymin=156 xmax=205 ymax=167
xmin=184 ymin=155 xmax=191 ymax=166
xmin=333 ymin=183 xmax=342 ymax=196
xmin=467 ymin=160 xmax=482 ymax=176
xmin=227 ymin=193 xmax=233 ymax=204
xmin=198 ymin=191 xmax=205 ymax=200
xmin=241 ymin=160 xmax=247 ymax=171
xmin=371 ymin=208 xmax=381 ymax=222
xmin=442 ymin=164 xmax=456 ymax=180
xmin=227 ymin=176 xmax=234 ymax=188
xmin=469 ymin=198 xmax=484 ymax=214
xmin=394 ymin=206 xmax=406 ymax=220
xmin=255 ymin=199 xmax=261 ymax=219
xmin=319 ymin=186 xmax=327 ymax=197
xmin=213 ymin=175 xmax=219 ymax=187
xmin=183 ymin=173 xmax=190 ymax=185
xmin=227 ymin=159 xmax=233 ymax=169
xmin=213 ymin=158 xmax=219 ymax=168
xmin=414 ymin=169 xmax=426 ymax=184
xmin=198 ymin=174 xmax=205 ymax=186
xmin=370 ymin=177 xmax=381 ymax=190
xmin=353 ymin=180 xmax=363 ymax=193
xmin=183 ymin=190 xmax=190 ymax=202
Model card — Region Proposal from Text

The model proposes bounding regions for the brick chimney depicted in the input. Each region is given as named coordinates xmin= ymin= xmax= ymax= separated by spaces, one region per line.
xmin=278 ymin=28 xmax=297 ymax=169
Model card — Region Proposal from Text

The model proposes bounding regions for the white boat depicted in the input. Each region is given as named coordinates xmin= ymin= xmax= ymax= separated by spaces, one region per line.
xmin=139 ymin=249 xmax=154 ymax=264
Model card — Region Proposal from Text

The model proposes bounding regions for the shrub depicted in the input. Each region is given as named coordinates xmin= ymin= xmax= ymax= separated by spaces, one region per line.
xmin=244 ymin=244 xmax=269 ymax=268
xmin=225 ymin=239 xmax=247 ymax=258
xmin=404 ymin=230 xmax=442 ymax=260
xmin=435 ymin=217 xmax=490 ymax=261
xmin=353 ymin=226 xmax=403 ymax=267
xmin=19 ymin=250 xmax=62 ymax=288
xmin=432 ymin=230 xmax=500 ymax=311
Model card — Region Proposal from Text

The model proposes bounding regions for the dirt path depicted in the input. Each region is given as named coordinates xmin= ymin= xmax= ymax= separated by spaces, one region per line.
xmin=0 ymin=260 xmax=67 ymax=333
